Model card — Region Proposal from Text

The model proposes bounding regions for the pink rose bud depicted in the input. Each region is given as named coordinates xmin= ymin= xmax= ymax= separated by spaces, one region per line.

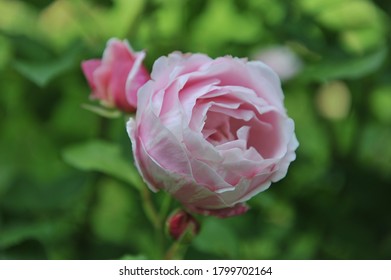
xmin=127 ymin=52 xmax=299 ymax=218
xmin=166 ymin=210 xmax=200 ymax=241
xmin=81 ymin=38 xmax=150 ymax=113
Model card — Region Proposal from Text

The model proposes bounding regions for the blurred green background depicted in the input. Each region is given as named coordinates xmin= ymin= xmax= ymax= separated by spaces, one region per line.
xmin=1 ymin=0 xmax=391 ymax=260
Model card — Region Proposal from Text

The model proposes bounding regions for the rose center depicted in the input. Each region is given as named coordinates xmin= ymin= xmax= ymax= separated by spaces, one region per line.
xmin=202 ymin=109 xmax=282 ymax=159
xmin=202 ymin=111 xmax=235 ymax=145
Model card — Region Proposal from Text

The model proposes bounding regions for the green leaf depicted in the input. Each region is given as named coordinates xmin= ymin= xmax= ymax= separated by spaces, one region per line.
xmin=0 ymin=222 xmax=58 ymax=249
xmin=302 ymin=48 xmax=387 ymax=81
xmin=1 ymin=177 xmax=87 ymax=213
xmin=0 ymin=162 xmax=14 ymax=199
xmin=317 ymin=1 xmax=381 ymax=30
xmin=13 ymin=42 xmax=82 ymax=87
xmin=193 ymin=218 xmax=238 ymax=258
xmin=285 ymin=232 xmax=319 ymax=259
xmin=62 ymin=140 xmax=143 ymax=190
xmin=191 ymin=0 xmax=260 ymax=52
xmin=370 ymin=85 xmax=391 ymax=123
xmin=91 ymin=179 xmax=138 ymax=244
xmin=358 ymin=123 xmax=391 ymax=175
xmin=120 ymin=254 xmax=147 ymax=260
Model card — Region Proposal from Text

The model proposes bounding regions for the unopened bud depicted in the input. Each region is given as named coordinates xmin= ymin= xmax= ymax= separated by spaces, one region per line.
xmin=166 ymin=210 xmax=200 ymax=242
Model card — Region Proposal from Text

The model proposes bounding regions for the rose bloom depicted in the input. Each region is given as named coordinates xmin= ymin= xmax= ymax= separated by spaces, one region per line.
xmin=81 ymin=38 xmax=149 ymax=113
xmin=128 ymin=52 xmax=298 ymax=218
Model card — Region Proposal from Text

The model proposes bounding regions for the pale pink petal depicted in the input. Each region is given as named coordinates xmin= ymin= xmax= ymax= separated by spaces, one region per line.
xmin=138 ymin=108 xmax=191 ymax=176
xmin=126 ymin=50 xmax=150 ymax=108
xmin=109 ymin=62 xmax=134 ymax=111
xmin=188 ymin=157 xmax=234 ymax=192
xmin=247 ymin=60 xmax=285 ymax=111
xmin=102 ymin=38 xmax=136 ymax=64
xmin=182 ymin=127 xmax=222 ymax=163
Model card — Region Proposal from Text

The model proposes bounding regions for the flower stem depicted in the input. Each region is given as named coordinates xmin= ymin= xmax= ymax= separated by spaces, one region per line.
xmin=140 ymin=187 xmax=161 ymax=230
xmin=164 ymin=241 xmax=189 ymax=260
xmin=139 ymin=187 xmax=167 ymax=258
xmin=159 ymin=193 xmax=172 ymax=222
xmin=164 ymin=222 xmax=198 ymax=260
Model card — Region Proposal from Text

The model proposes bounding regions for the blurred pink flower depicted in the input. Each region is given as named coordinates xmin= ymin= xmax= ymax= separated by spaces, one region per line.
xmin=128 ymin=52 xmax=298 ymax=218
xmin=81 ymin=38 xmax=149 ymax=113
xmin=255 ymin=46 xmax=302 ymax=81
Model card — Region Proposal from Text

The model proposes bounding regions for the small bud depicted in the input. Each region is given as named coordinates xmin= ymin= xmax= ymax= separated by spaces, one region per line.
xmin=81 ymin=38 xmax=149 ymax=113
xmin=166 ymin=210 xmax=200 ymax=242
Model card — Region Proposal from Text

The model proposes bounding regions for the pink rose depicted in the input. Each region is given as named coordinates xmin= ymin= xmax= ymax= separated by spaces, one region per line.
xmin=128 ymin=52 xmax=298 ymax=218
xmin=81 ymin=38 xmax=149 ymax=113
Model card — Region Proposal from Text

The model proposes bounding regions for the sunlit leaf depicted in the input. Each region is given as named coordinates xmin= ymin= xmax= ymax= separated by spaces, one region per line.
xmin=191 ymin=0 xmax=260 ymax=51
xmin=120 ymin=254 xmax=147 ymax=260
xmin=370 ymin=85 xmax=391 ymax=123
xmin=0 ymin=36 xmax=12 ymax=70
xmin=317 ymin=0 xmax=381 ymax=30
xmin=0 ymin=1 xmax=38 ymax=36
xmin=341 ymin=27 xmax=386 ymax=54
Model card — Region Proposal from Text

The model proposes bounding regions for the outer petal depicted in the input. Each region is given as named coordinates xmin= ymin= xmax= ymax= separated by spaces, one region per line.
xmin=81 ymin=59 xmax=101 ymax=90
xmin=126 ymin=50 xmax=150 ymax=108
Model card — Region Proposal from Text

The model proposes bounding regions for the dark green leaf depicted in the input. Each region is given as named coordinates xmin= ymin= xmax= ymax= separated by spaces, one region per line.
xmin=13 ymin=42 xmax=82 ymax=87
xmin=0 ymin=222 xmax=59 ymax=249
xmin=302 ymin=48 xmax=387 ymax=81
xmin=193 ymin=218 xmax=238 ymax=258
xmin=1 ymin=177 xmax=87 ymax=213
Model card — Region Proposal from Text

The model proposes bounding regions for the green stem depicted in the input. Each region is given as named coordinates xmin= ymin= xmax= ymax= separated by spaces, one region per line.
xmin=164 ymin=241 xmax=189 ymax=260
xmin=159 ymin=193 xmax=172 ymax=222
xmin=164 ymin=223 xmax=197 ymax=260
xmin=140 ymin=187 xmax=161 ymax=230
xmin=139 ymin=187 xmax=167 ymax=258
